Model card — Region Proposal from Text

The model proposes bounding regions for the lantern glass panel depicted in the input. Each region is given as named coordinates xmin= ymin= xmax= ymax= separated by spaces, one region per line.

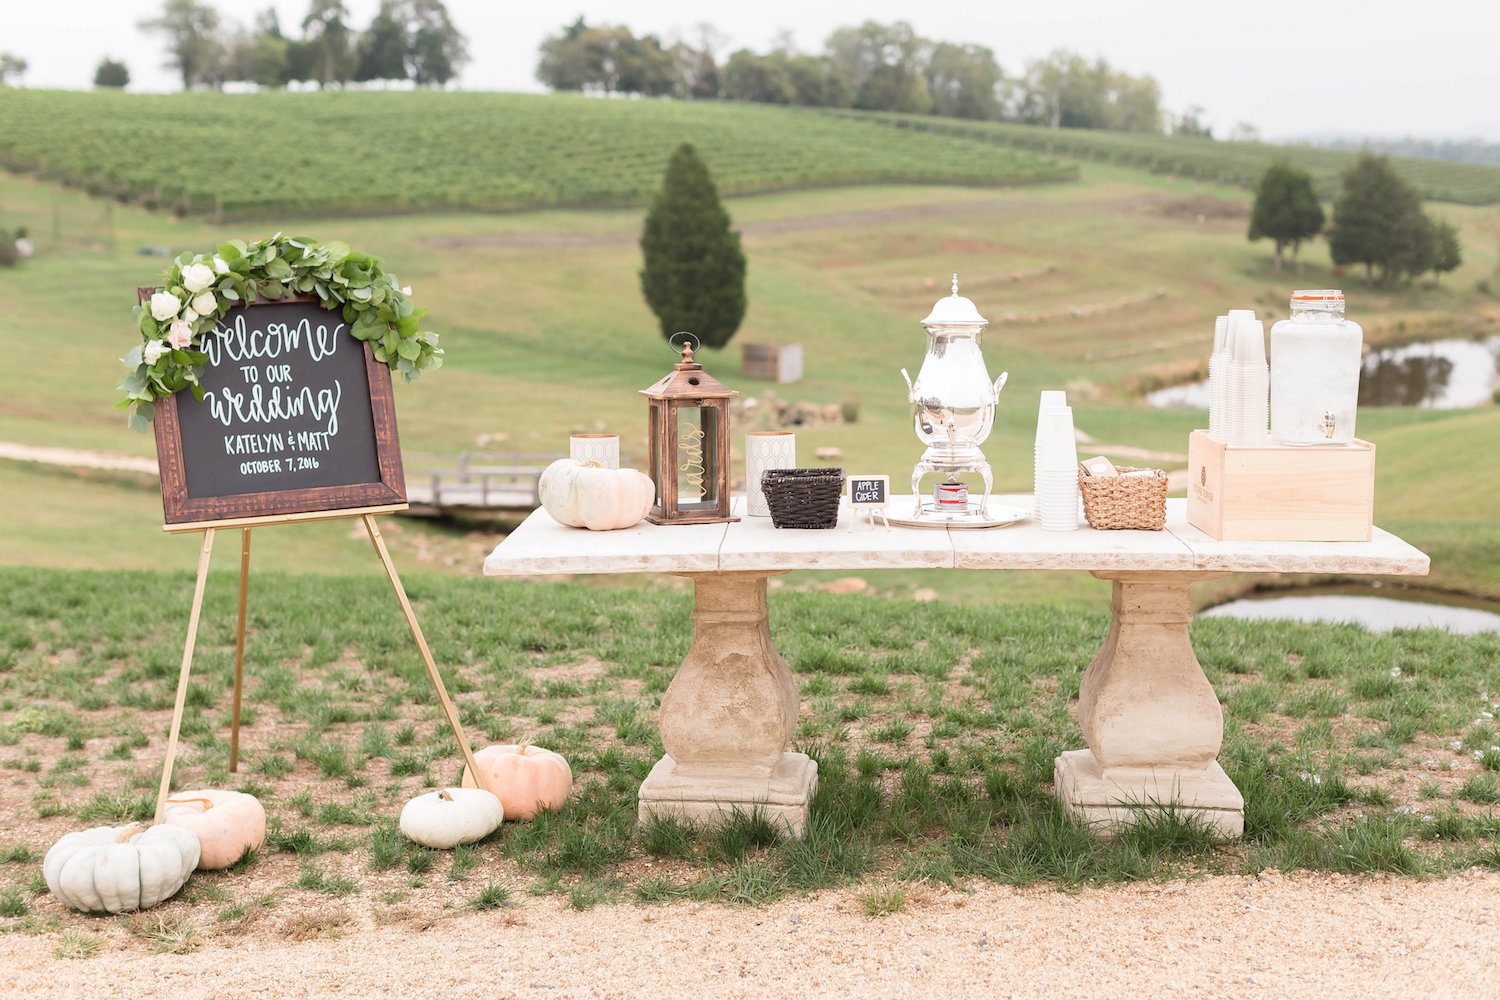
xmin=674 ymin=405 xmax=719 ymax=510
xmin=648 ymin=404 xmax=664 ymax=507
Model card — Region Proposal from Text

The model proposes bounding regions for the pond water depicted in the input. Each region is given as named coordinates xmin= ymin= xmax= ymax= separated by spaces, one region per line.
xmin=1149 ymin=335 xmax=1500 ymax=409
xmin=1201 ymin=586 xmax=1500 ymax=634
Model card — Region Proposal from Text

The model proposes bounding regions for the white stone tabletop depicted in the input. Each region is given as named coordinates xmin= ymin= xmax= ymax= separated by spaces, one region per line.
xmin=482 ymin=496 xmax=1430 ymax=578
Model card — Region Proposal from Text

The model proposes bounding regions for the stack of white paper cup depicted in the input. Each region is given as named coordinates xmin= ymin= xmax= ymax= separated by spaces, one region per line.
xmin=1034 ymin=395 xmax=1079 ymax=531
xmin=1034 ymin=390 xmax=1067 ymax=516
xmin=1225 ymin=317 xmax=1269 ymax=447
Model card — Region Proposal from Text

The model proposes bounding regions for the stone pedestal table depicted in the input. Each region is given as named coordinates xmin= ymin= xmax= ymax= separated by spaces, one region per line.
xmin=484 ymin=496 xmax=1429 ymax=838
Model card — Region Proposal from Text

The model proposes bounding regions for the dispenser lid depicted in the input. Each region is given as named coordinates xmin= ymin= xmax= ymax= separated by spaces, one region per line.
xmin=922 ymin=274 xmax=987 ymax=326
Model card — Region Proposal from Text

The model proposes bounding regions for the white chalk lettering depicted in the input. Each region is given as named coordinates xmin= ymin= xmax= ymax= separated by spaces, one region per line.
xmin=205 ymin=380 xmax=343 ymax=437
xmin=205 ymin=313 xmax=343 ymax=366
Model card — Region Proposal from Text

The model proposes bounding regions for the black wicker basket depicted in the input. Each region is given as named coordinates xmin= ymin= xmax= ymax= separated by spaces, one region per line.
xmin=760 ymin=467 xmax=845 ymax=529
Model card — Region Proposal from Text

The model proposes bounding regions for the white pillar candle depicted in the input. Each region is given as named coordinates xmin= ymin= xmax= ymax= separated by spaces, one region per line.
xmin=745 ymin=431 xmax=796 ymax=517
xmin=570 ymin=433 xmax=619 ymax=469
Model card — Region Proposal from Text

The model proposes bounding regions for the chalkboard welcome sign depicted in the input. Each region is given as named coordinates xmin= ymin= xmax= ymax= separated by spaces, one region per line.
xmin=142 ymin=291 xmax=406 ymax=524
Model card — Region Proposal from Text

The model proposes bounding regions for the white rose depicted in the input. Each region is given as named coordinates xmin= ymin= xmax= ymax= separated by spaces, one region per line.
xmin=191 ymin=292 xmax=216 ymax=317
xmin=149 ymin=291 xmax=181 ymax=322
xmin=143 ymin=340 xmax=166 ymax=365
xmin=212 ymin=256 xmax=229 ymax=274
xmin=401 ymin=286 xmax=412 ymax=296
xmin=168 ymin=320 xmax=193 ymax=349
xmin=182 ymin=308 xmax=199 ymax=324
xmin=181 ymin=262 xmax=215 ymax=293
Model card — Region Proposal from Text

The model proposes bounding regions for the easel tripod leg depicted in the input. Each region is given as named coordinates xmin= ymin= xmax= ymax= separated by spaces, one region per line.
xmin=154 ymin=528 xmax=216 ymax=825
xmin=362 ymin=515 xmax=495 ymax=799
xmin=229 ymin=527 xmax=251 ymax=772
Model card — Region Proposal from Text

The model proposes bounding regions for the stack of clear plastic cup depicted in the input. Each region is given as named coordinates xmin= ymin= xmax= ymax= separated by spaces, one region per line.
xmin=1226 ymin=317 xmax=1269 ymax=447
xmin=1207 ymin=315 xmax=1228 ymax=441
xmin=1034 ymin=404 xmax=1080 ymax=531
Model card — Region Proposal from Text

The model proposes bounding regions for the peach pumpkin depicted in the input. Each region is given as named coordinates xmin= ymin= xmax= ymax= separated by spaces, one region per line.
xmin=461 ymin=743 xmax=573 ymax=821
xmin=161 ymin=789 xmax=266 ymax=870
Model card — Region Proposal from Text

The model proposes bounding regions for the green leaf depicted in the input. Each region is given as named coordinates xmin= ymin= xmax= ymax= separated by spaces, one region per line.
xmin=121 ymin=345 xmax=143 ymax=369
xmin=396 ymin=338 xmax=420 ymax=361
xmin=190 ymin=382 xmax=206 ymax=402
xmin=263 ymin=257 xmax=293 ymax=281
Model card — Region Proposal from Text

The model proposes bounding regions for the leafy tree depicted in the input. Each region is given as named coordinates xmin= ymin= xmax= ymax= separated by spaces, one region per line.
xmin=407 ymin=0 xmax=468 ymax=85
xmin=303 ymin=0 xmax=354 ymax=87
xmin=355 ymin=1 xmax=410 ymax=81
xmin=139 ymin=0 xmax=221 ymax=90
xmin=0 ymin=53 xmax=28 ymax=86
xmin=825 ymin=21 xmax=932 ymax=113
xmin=1431 ymin=219 xmax=1463 ymax=282
xmin=723 ymin=50 xmax=794 ymax=104
xmin=1011 ymin=50 xmax=1162 ymax=132
xmin=924 ymin=42 xmax=1001 ymax=120
xmin=1327 ymin=154 xmax=1430 ymax=287
xmin=1173 ymin=105 xmax=1213 ymax=138
xmin=783 ymin=53 xmax=850 ymax=107
xmin=93 ymin=58 xmax=130 ymax=89
xmin=1248 ymin=161 xmax=1325 ymax=271
xmin=670 ymin=24 xmax=723 ymax=99
xmin=640 ymin=144 xmax=746 ymax=350
xmin=536 ymin=20 xmax=676 ymax=95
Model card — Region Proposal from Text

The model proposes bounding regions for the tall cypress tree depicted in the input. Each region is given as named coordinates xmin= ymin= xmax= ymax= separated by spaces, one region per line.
xmin=640 ymin=144 xmax=747 ymax=349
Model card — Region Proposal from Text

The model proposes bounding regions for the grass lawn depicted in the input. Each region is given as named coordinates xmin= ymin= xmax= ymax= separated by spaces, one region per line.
xmin=0 ymin=568 xmax=1496 ymax=949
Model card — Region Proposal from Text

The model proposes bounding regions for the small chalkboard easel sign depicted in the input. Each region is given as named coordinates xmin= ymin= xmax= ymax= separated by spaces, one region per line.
xmin=137 ymin=288 xmax=495 ymax=820
xmin=847 ymin=474 xmax=891 ymax=530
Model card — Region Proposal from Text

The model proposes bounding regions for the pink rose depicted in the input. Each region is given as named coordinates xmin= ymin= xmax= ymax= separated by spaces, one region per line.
xmin=168 ymin=320 xmax=193 ymax=350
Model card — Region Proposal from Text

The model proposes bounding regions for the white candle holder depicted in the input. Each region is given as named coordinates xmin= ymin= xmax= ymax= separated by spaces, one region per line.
xmin=745 ymin=431 xmax=796 ymax=517
xmin=570 ymin=433 xmax=619 ymax=469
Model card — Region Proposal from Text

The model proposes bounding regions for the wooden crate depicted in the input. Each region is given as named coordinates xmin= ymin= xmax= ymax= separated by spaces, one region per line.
xmin=1186 ymin=430 xmax=1375 ymax=541
xmin=741 ymin=343 xmax=803 ymax=384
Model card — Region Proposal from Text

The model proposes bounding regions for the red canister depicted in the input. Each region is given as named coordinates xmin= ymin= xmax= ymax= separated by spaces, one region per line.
xmin=935 ymin=482 xmax=968 ymax=508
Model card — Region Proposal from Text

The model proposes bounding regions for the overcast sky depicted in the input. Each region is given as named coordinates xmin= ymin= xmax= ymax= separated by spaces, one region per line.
xmin=8 ymin=0 xmax=1499 ymax=140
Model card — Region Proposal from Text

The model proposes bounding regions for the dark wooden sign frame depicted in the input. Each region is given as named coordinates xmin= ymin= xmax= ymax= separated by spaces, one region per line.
xmin=139 ymin=289 xmax=407 ymax=525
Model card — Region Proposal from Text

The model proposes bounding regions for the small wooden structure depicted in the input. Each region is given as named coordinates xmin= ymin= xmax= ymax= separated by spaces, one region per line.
xmin=741 ymin=342 xmax=803 ymax=384
xmin=1187 ymin=431 xmax=1375 ymax=541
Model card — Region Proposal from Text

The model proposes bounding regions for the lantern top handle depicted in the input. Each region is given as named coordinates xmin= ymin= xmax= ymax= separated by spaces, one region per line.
xmin=670 ymin=331 xmax=700 ymax=367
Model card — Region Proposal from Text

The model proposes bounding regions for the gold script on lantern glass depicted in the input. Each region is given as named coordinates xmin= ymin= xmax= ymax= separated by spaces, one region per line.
xmin=674 ymin=406 xmax=718 ymax=509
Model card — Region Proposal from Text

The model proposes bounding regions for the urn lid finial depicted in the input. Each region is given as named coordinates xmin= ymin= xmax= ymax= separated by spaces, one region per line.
xmin=922 ymin=271 xmax=987 ymax=327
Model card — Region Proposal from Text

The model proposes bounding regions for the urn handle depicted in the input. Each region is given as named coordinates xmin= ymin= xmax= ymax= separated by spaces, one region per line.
xmin=900 ymin=367 xmax=914 ymax=395
xmin=994 ymin=371 xmax=1009 ymax=395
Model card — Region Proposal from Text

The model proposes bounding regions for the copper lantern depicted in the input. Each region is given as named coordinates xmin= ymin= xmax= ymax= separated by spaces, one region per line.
xmin=640 ymin=334 xmax=738 ymax=525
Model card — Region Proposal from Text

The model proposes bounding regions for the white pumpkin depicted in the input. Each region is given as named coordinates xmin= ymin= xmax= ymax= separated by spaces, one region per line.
xmin=538 ymin=459 xmax=654 ymax=531
xmin=44 ymin=823 xmax=200 ymax=914
xmin=399 ymin=788 xmax=504 ymax=849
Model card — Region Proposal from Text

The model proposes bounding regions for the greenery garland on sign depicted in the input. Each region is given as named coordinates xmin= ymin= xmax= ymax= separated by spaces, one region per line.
xmin=119 ymin=233 xmax=442 ymax=431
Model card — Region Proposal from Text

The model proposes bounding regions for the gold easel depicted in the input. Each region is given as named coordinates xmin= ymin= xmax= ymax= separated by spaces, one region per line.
xmin=152 ymin=504 xmax=494 ymax=823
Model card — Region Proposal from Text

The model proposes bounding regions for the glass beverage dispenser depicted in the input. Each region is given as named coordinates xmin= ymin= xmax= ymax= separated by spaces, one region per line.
xmin=1270 ymin=290 xmax=1363 ymax=446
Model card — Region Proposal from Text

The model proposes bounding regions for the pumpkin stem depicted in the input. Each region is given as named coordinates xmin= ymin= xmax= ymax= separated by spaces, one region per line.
xmin=166 ymin=796 xmax=216 ymax=811
xmin=114 ymin=823 xmax=146 ymax=844
xmin=438 ymin=790 xmax=454 ymax=801
xmin=576 ymin=460 xmax=603 ymax=469
xmin=516 ymin=740 xmax=530 ymax=755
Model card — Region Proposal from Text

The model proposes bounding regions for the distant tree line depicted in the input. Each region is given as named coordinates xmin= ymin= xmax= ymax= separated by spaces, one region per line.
xmin=1249 ymin=155 xmax=1462 ymax=286
xmin=536 ymin=19 xmax=1211 ymax=136
xmin=1318 ymin=137 xmax=1500 ymax=169
xmin=137 ymin=0 xmax=468 ymax=91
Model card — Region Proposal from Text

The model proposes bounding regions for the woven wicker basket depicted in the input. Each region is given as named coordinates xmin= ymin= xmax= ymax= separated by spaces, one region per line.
xmin=1078 ymin=466 xmax=1168 ymax=531
xmin=761 ymin=467 xmax=845 ymax=529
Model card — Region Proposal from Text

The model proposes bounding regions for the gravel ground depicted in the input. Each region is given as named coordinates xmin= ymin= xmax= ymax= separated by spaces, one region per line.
xmin=3 ymin=870 xmax=1497 ymax=999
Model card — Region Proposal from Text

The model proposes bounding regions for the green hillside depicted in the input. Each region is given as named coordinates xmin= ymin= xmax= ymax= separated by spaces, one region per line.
xmin=0 ymin=90 xmax=1075 ymax=219
xmin=837 ymin=110 xmax=1500 ymax=205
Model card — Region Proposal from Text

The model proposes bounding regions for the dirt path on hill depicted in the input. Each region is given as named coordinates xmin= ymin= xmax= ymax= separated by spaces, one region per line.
xmin=2 ymin=870 xmax=1495 ymax=999
xmin=422 ymin=198 xmax=1040 ymax=250
xmin=0 ymin=440 xmax=156 ymax=475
